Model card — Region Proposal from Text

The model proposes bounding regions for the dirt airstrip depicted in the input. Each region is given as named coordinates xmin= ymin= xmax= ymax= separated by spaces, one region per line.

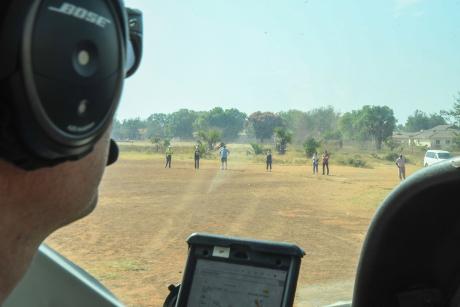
xmin=47 ymin=156 xmax=414 ymax=306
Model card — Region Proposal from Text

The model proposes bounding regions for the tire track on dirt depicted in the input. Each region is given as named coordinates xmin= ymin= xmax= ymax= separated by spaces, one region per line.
xmin=134 ymin=167 xmax=227 ymax=306
xmin=141 ymin=169 xmax=223 ymax=254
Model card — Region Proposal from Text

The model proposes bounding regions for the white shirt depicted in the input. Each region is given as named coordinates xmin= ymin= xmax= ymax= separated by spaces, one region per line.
xmin=396 ymin=157 xmax=406 ymax=168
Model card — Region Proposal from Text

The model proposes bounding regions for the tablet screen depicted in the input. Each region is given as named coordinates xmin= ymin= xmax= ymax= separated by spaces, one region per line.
xmin=187 ymin=259 xmax=287 ymax=307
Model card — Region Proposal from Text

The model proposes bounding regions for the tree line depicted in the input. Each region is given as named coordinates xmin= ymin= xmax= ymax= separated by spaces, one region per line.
xmin=113 ymin=107 xmax=246 ymax=141
xmin=113 ymin=94 xmax=460 ymax=151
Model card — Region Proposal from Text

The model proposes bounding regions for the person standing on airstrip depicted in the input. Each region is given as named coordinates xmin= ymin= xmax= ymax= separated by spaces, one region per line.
xmin=322 ymin=150 xmax=330 ymax=175
xmin=194 ymin=145 xmax=200 ymax=169
xmin=312 ymin=151 xmax=319 ymax=174
xmin=220 ymin=145 xmax=230 ymax=170
xmin=165 ymin=146 xmax=173 ymax=168
xmin=266 ymin=149 xmax=272 ymax=172
xmin=395 ymin=154 xmax=406 ymax=180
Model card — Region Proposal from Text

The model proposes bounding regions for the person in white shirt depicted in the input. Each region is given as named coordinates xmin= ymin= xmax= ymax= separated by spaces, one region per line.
xmin=312 ymin=152 xmax=319 ymax=174
xmin=395 ymin=154 xmax=406 ymax=180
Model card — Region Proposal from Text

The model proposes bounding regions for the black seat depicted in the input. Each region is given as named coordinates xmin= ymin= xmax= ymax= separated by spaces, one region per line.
xmin=353 ymin=158 xmax=460 ymax=307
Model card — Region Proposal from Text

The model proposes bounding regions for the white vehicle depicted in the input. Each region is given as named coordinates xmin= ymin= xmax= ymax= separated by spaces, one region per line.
xmin=424 ymin=150 xmax=452 ymax=167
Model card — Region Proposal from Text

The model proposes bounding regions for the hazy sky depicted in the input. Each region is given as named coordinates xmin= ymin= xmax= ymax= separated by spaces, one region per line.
xmin=120 ymin=0 xmax=460 ymax=123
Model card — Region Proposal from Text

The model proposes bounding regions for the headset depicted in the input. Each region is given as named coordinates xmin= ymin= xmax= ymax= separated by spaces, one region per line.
xmin=0 ymin=0 xmax=143 ymax=170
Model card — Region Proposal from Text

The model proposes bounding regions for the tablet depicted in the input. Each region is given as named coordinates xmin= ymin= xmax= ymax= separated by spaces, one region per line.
xmin=175 ymin=233 xmax=305 ymax=307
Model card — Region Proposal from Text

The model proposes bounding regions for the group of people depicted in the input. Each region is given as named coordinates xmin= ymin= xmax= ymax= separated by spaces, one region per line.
xmin=164 ymin=144 xmax=331 ymax=175
xmin=165 ymin=144 xmax=272 ymax=172
xmin=165 ymin=145 xmax=329 ymax=175
xmin=312 ymin=150 xmax=330 ymax=175
xmin=165 ymin=145 xmax=406 ymax=180
xmin=164 ymin=144 xmax=230 ymax=170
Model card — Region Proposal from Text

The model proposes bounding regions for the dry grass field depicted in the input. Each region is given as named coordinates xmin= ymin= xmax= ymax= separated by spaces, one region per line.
xmin=46 ymin=149 xmax=419 ymax=306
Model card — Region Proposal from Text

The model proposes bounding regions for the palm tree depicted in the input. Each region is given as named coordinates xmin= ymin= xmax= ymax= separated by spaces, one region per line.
xmin=274 ymin=127 xmax=292 ymax=154
xmin=198 ymin=129 xmax=222 ymax=150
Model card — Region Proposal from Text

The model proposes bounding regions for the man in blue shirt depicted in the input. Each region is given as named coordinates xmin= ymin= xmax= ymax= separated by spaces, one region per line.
xmin=219 ymin=145 xmax=230 ymax=170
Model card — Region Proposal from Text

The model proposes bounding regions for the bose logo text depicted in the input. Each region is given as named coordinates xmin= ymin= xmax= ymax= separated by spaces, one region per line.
xmin=48 ymin=3 xmax=111 ymax=29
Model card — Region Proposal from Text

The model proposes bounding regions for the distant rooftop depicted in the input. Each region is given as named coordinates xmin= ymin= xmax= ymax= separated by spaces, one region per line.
xmin=393 ymin=125 xmax=459 ymax=139
xmin=428 ymin=125 xmax=455 ymax=132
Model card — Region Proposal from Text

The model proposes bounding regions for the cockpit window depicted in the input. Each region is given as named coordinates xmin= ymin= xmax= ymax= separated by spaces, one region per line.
xmin=46 ymin=1 xmax=460 ymax=306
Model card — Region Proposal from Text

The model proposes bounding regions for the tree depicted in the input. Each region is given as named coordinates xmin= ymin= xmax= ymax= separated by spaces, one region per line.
xmin=168 ymin=109 xmax=197 ymax=138
xmin=222 ymin=108 xmax=247 ymax=140
xmin=279 ymin=107 xmax=340 ymax=141
xmin=112 ymin=118 xmax=145 ymax=140
xmin=441 ymin=93 xmax=460 ymax=126
xmin=303 ymin=137 xmax=321 ymax=157
xmin=149 ymin=137 xmax=162 ymax=152
xmin=322 ymin=130 xmax=343 ymax=149
xmin=396 ymin=124 xmax=405 ymax=132
xmin=111 ymin=119 xmax=124 ymax=140
xmin=198 ymin=129 xmax=222 ymax=150
xmin=274 ymin=127 xmax=293 ymax=154
xmin=428 ymin=113 xmax=447 ymax=128
xmin=279 ymin=110 xmax=310 ymax=142
xmin=323 ymin=130 xmax=343 ymax=141
xmin=384 ymin=138 xmax=400 ymax=152
xmin=355 ymin=105 xmax=396 ymax=150
xmin=305 ymin=106 xmax=340 ymax=136
xmin=194 ymin=107 xmax=246 ymax=141
xmin=404 ymin=110 xmax=429 ymax=132
xmin=338 ymin=112 xmax=356 ymax=140
xmin=146 ymin=113 xmax=170 ymax=138
xmin=338 ymin=110 xmax=368 ymax=142
xmin=250 ymin=143 xmax=264 ymax=155
xmin=404 ymin=110 xmax=446 ymax=132
xmin=248 ymin=112 xmax=283 ymax=142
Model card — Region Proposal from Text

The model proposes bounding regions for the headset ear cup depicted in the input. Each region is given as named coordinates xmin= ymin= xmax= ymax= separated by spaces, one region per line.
xmin=0 ymin=0 xmax=131 ymax=170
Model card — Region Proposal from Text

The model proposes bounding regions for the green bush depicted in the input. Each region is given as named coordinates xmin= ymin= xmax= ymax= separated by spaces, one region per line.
xmin=250 ymin=143 xmax=264 ymax=155
xmin=346 ymin=158 xmax=368 ymax=168
xmin=303 ymin=137 xmax=321 ymax=157
xmin=337 ymin=155 xmax=370 ymax=168
xmin=274 ymin=127 xmax=292 ymax=154
xmin=383 ymin=152 xmax=399 ymax=162
xmin=370 ymin=153 xmax=380 ymax=159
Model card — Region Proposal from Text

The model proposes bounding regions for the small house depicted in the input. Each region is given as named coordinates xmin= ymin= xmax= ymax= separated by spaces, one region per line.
xmin=393 ymin=125 xmax=459 ymax=149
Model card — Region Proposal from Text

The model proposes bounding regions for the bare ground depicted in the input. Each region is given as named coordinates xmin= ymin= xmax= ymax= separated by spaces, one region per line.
xmin=46 ymin=156 xmax=415 ymax=306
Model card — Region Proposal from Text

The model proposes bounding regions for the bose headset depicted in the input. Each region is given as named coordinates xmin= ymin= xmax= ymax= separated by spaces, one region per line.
xmin=0 ymin=0 xmax=143 ymax=170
